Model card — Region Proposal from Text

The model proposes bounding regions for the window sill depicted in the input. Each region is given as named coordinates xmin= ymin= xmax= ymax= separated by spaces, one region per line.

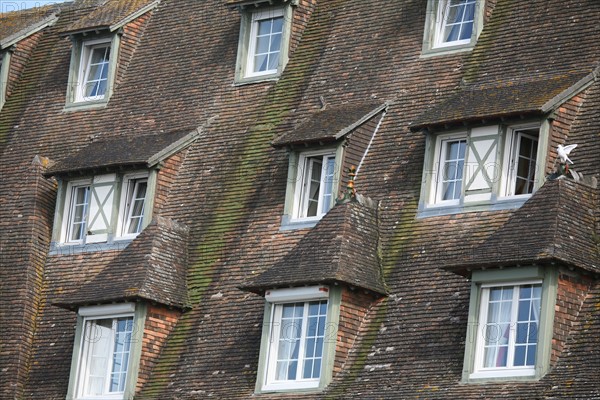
xmin=417 ymin=197 xmax=530 ymax=218
xmin=279 ymin=215 xmax=321 ymax=231
xmin=49 ymin=239 xmax=133 ymax=255
xmin=420 ymin=42 xmax=475 ymax=58
xmin=233 ymin=73 xmax=280 ymax=86
xmin=63 ymin=100 xmax=109 ymax=112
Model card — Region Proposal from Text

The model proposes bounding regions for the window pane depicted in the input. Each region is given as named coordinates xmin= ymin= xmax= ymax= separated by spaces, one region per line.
xmin=441 ymin=140 xmax=466 ymax=201
xmin=257 ymin=19 xmax=271 ymax=35
xmin=275 ymin=303 xmax=303 ymax=381
xmin=269 ymin=33 xmax=282 ymax=53
xmin=126 ymin=180 xmax=147 ymax=235
xmin=254 ymin=54 xmax=268 ymax=73
xmin=110 ymin=317 xmax=133 ymax=393
xmin=255 ymin=35 xmax=270 ymax=54
xmin=70 ymin=186 xmax=90 ymax=241
xmin=272 ymin=16 xmax=284 ymax=33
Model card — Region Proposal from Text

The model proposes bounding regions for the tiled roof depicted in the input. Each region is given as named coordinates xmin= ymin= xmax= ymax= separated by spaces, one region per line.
xmin=241 ymin=195 xmax=387 ymax=295
xmin=45 ymin=128 xmax=199 ymax=176
xmin=61 ymin=0 xmax=158 ymax=34
xmin=410 ymin=72 xmax=594 ymax=130
xmin=272 ymin=102 xmax=385 ymax=146
xmin=54 ymin=216 xmax=189 ymax=309
xmin=445 ymin=179 xmax=599 ymax=276
xmin=0 ymin=6 xmax=58 ymax=49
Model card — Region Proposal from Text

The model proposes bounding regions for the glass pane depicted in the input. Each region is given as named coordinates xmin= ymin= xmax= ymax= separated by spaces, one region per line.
xmin=287 ymin=361 xmax=297 ymax=380
xmin=269 ymin=33 xmax=282 ymax=52
xmin=514 ymin=345 xmax=526 ymax=366
xmin=267 ymin=52 xmax=280 ymax=71
xmin=254 ymin=54 xmax=267 ymax=72
xmin=272 ymin=16 xmax=284 ymax=33
xmin=257 ymin=19 xmax=271 ymax=35
xmin=527 ymin=344 xmax=537 ymax=365
xmin=303 ymin=359 xmax=313 ymax=379
xmin=255 ymin=36 xmax=269 ymax=54
xmin=88 ymin=63 xmax=103 ymax=81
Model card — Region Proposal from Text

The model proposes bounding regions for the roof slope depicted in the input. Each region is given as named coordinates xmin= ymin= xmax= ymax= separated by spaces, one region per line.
xmin=242 ymin=196 xmax=386 ymax=295
xmin=445 ymin=179 xmax=599 ymax=275
xmin=54 ymin=216 xmax=189 ymax=309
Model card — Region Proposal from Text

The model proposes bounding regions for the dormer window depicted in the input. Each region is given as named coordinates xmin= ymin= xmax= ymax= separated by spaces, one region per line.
xmin=435 ymin=0 xmax=476 ymax=48
xmin=421 ymin=0 xmax=484 ymax=56
xmin=77 ymin=38 xmax=111 ymax=102
xmin=235 ymin=5 xmax=292 ymax=83
xmin=420 ymin=122 xmax=546 ymax=216
xmin=66 ymin=34 xmax=119 ymax=108
xmin=57 ymin=172 xmax=152 ymax=246
xmin=293 ymin=151 xmax=336 ymax=221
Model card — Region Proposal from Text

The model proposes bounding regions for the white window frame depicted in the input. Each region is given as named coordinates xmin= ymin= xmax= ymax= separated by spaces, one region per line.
xmin=262 ymin=286 xmax=330 ymax=392
xmin=433 ymin=0 xmax=477 ymax=49
xmin=0 ymin=51 xmax=10 ymax=110
xmin=57 ymin=172 xmax=151 ymax=246
xmin=430 ymin=132 xmax=468 ymax=206
xmin=115 ymin=172 xmax=149 ymax=240
xmin=292 ymin=150 xmax=337 ymax=222
xmin=470 ymin=280 xmax=543 ymax=379
xmin=74 ymin=303 xmax=136 ymax=400
xmin=61 ymin=178 xmax=93 ymax=245
xmin=75 ymin=38 xmax=112 ymax=103
xmin=499 ymin=125 xmax=541 ymax=199
xmin=245 ymin=8 xmax=285 ymax=78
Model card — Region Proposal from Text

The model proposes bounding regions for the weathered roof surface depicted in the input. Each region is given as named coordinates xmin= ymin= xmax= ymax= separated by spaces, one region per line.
xmin=241 ymin=196 xmax=386 ymax=295
xmin=272 ymin=102 xmax=385 ymax=146
xmin=45 ymin=128 xmax=197 ymax=176
xmin=0 ymin=6 xmax=58 ymax=49
xmin=62 ymin=0 xmax=158 ymax=34
xmin=54 ymin=216 xmax=189 ymax=309
xmin=410 ymin=72 xmax=592 ymax=130
xmin=445 ymin=179 xmax=599 ymax=276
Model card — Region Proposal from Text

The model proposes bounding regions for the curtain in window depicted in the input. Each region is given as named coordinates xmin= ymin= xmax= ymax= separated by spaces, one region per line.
xmin=483 ymin=287 xmax=513 ymax=368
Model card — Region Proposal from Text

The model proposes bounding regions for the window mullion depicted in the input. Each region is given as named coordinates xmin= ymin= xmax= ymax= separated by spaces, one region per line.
xmin=507 ymin=286 xmax=519 ymax=368
xmin=104 ymin=318 xmax=117 ymax=395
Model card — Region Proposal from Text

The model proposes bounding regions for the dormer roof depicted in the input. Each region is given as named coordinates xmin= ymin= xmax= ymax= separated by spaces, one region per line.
xmin=272 ymin=102 xmax=387 ymax=147
xmin=61 ymin=0 xmax=160 ymax=36
xmin=444 ymin=179 xmax=599 ymax=277
xmin=0 ymin=6 xmax=58 ymax=49
xmin=241 ymin=195 xmax=387 ymax=296
xmin=54 ymin=216 xmax=190 ymax=310
xmin=44 ymin=128 xmax=200 ymax=177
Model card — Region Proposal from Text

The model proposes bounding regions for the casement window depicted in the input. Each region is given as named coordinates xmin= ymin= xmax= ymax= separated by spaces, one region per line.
xmin=78 ymin=39 xmax=111 ymax=102
xmin=474 ymin=282 xmax=542 ymax=377
xmin=432 ymin=136 xmax=467 ymax=205
xmin=293 ymin=152 xmax=336 ymax=220
xmin=256 ymin=286 xmax=340 ymax=392
xmin=422 ymin=0 xmax=484 ymax=56
xmin=435 ymin=0 xmax=476 ymax=48
xmin=66 ymin=36 xmax=119 ymax=107
xmin=463 ymin=267 xmax=557 ymax=382
xmin=500 ymin=127 xmax=539 ymax=197
xmin=235 ymin=6 xmax=292 ymax=83
xmin=68 ymin=303 xmax=144 ymax=400
xmin=117 ymin=175 xmax=149 ymax=239
xmin=280 ymin=148 xmax=340 ymax=229
xmin=421 ymin=123 xmax=546 ymax=215
xmin=57 ymin=172 xmax=151 ymax=245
